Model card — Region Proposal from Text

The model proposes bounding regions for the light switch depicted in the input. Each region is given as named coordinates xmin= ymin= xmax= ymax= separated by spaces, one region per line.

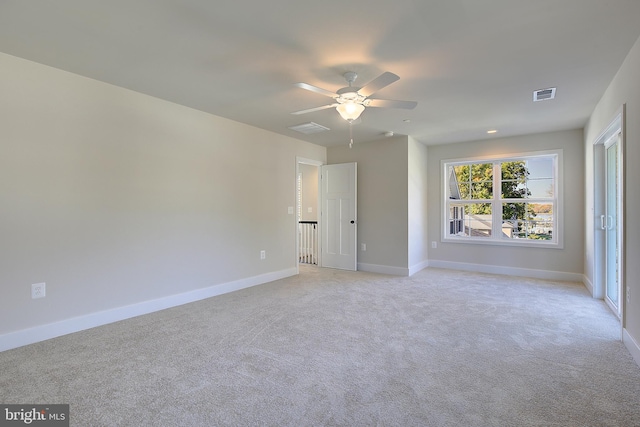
xmin=287 ymin=206 xmax=294 ymax=214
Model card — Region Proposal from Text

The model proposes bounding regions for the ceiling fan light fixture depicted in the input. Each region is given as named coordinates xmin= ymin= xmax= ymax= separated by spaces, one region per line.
xmin=336 ymin=102 xmax=365 ymax=121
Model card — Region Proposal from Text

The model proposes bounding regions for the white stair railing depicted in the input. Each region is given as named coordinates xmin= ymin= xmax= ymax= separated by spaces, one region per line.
xmin=298 ymin=221 xmax=318 ymax=265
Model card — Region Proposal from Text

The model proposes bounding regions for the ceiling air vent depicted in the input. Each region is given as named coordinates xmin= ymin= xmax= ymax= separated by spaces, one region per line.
xmin=533 ymin=87 xmax=556 ymax=102
xmin=288 ymin=122 xmax=330 ymax=135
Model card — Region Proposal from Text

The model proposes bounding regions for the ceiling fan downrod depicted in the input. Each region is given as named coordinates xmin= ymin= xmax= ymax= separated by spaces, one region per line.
xmin=343 ymin=71 xmax=358 ymax=87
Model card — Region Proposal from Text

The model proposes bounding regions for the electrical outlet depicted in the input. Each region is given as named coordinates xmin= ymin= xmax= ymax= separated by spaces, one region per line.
xmin=627 ymin=286 xmax=631 ymax=303
xmin=260 ymin=250 xmax=266 ymax=260
xmin=361 ymin=243 xmax=366 ymax=251
xmin=431 ymin=241 xmax=437 ymax=248
xmin=32 ymin=282 xmax=46 ymax=299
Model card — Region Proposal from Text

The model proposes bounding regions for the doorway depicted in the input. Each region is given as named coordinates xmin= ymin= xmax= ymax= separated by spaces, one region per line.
xmin=296 ymin=158 xmax=322 ymax=273
xmin=594 ymin=109 xmax=624 ymax=320
xmin=295 ymin=158 xmax=358 ymax=272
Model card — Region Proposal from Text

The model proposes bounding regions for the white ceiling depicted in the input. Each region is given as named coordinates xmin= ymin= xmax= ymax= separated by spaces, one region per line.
xmin=1 ymin=0 xmax=639 ymax=147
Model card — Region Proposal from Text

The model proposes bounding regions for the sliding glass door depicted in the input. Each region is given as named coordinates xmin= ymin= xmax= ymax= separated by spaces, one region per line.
xmin=604 ymin=134 xmax=622 ymax=317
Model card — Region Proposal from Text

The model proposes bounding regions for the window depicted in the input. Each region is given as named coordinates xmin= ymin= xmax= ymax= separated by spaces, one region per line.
xmin=443 ymin=150 xmax=562 ymax=247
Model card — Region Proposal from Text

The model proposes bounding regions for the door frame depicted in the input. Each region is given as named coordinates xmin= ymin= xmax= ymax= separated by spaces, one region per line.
xmin=296 ymin=157 xmax=324 ymax=274
xmin=592 ymin=105 xmax=625 ymax=327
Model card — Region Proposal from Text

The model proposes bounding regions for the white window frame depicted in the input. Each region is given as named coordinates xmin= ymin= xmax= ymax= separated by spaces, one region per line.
xmin=441 ymin=149 xmax=563 ymax=248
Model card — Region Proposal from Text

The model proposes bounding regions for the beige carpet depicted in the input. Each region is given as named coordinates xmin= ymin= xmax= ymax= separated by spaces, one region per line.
xmin=1 ymin=266 xmax=639 ymax=426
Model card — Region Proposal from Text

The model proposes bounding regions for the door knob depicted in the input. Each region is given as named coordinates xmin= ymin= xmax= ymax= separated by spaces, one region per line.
xmin=350 ymin=220 xmax=355 ymax=224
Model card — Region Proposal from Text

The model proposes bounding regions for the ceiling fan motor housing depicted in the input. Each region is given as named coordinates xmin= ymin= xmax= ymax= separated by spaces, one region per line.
xmin=337 ymin=71 xmax=364 ymax=103
xmin=336 ymin=87 xmax=365 ymax=104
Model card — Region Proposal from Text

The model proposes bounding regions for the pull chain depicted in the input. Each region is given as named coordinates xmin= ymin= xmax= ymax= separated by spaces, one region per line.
xmin=349 ymin=121 xmax=354 ymax=148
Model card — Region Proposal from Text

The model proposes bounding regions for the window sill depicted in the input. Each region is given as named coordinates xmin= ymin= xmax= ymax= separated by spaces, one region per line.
xmin=442 ymin=236 xmax=563 ymax=249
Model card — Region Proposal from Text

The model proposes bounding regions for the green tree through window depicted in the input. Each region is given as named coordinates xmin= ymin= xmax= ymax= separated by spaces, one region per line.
xmin=500 ymin=161 xmax=531 ymax=222
xmin=454 ymin=161 xmax=532 ymax=220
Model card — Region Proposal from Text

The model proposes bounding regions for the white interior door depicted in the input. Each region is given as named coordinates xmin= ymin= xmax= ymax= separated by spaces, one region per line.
xmin=321 ymin=162 xmax=357 ymax=271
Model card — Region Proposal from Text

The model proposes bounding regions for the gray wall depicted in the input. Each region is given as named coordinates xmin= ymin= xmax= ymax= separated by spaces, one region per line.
xmin=426 ymin=129 xmax=585 ymax=278
xmin=328 ymin=136 xmax=410 ymax=274
xmin=584 ymin=35 xmax=640 ymax=351
xmin=0 ymin=52 xmax=326 ymax=339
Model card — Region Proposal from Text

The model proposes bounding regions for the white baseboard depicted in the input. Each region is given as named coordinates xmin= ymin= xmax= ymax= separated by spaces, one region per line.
xmin=358 ymin=263 xmax=410 ymax=276
xmin=0 ymin=268 xmax=297 ymax=353
xmin=582 ymin=275 xmax=595 ymax=296
xmin=357 ymin=260 xmax=429 ymax=277
xmin=357 ymin=259 xmax=578 ymax=282
xmin=409 ymin=259 xmax=430 ymax=276
xmin=427 ymin=259 xmax=583 ymax=282
xmin=623 ymin=328 xmax=640 ymax=369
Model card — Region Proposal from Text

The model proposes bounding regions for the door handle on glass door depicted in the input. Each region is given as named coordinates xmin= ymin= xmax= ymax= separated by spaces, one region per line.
xmin=601 ymin=215 xmax=606 ymax=230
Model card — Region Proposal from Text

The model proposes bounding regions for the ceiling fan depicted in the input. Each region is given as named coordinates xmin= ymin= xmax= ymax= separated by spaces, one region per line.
xmin=291 ymin=71 xmax=417 ymax=123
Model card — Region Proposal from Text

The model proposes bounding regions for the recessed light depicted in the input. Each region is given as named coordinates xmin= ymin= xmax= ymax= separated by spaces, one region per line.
xmin=403 ymin=119 xmax=411 ymax=123
xmin=487 ymin=130 xmax=498 ymax=134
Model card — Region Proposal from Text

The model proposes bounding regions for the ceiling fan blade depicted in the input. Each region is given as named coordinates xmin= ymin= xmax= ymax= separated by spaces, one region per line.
xmin=358 ymin=72 xmax=400 ymax=97
xmin=291 ymin=103 xmax=338 ymax=115
xmin=294 ymin=82 xmax=337 ymax=98
xmin=366 ymin=99 xmax=417 ymax=109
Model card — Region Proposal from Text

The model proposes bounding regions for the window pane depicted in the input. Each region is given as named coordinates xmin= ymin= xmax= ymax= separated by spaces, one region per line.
xmin=464 ymin=203 xmax=492 ymax=216
xmin=454 ymin=165 xmax=469 ymax=188
xmin=502 ymin=181 xmax=527 ymax=199
xmin=502 ymin=202 xmax=553 ymax=240
xmin=526 ymin=157 xmax=553 ymax=179
xmin=471 ymin=163 xmax=493 ymax=182
xmin=465 ymin=203 xmax=492 ymax=237
xmin=458 ymin=183 xmax=470 ymax=199
xmin=448 ymin=166 xmax=462 ymax=199
xmin=453 ymin=163 xmax=492 ymax=200
xmin=454 ymin=164 xmax=469 ymax=178
xmin=448 ymin=205 xmax=465 ymax=235
xmin=502 ymin=202 xmax=526 ymax=221
xmin=447 ymin=203 xmax=492 ymax=237
xmin=472 ymin=182 xmax=492 ymax=199
xmin=501 ymin=161 xmax=528 ymax=198
xmin=529 ymin=203 xmax=553 ymax=240
xmin=527 ymin=178 xmax=554 ymax=198
xmin=501 ymin=161 xmax=527 ymax=181
xmin=502 ymin=159 xmax=554 ymax=199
